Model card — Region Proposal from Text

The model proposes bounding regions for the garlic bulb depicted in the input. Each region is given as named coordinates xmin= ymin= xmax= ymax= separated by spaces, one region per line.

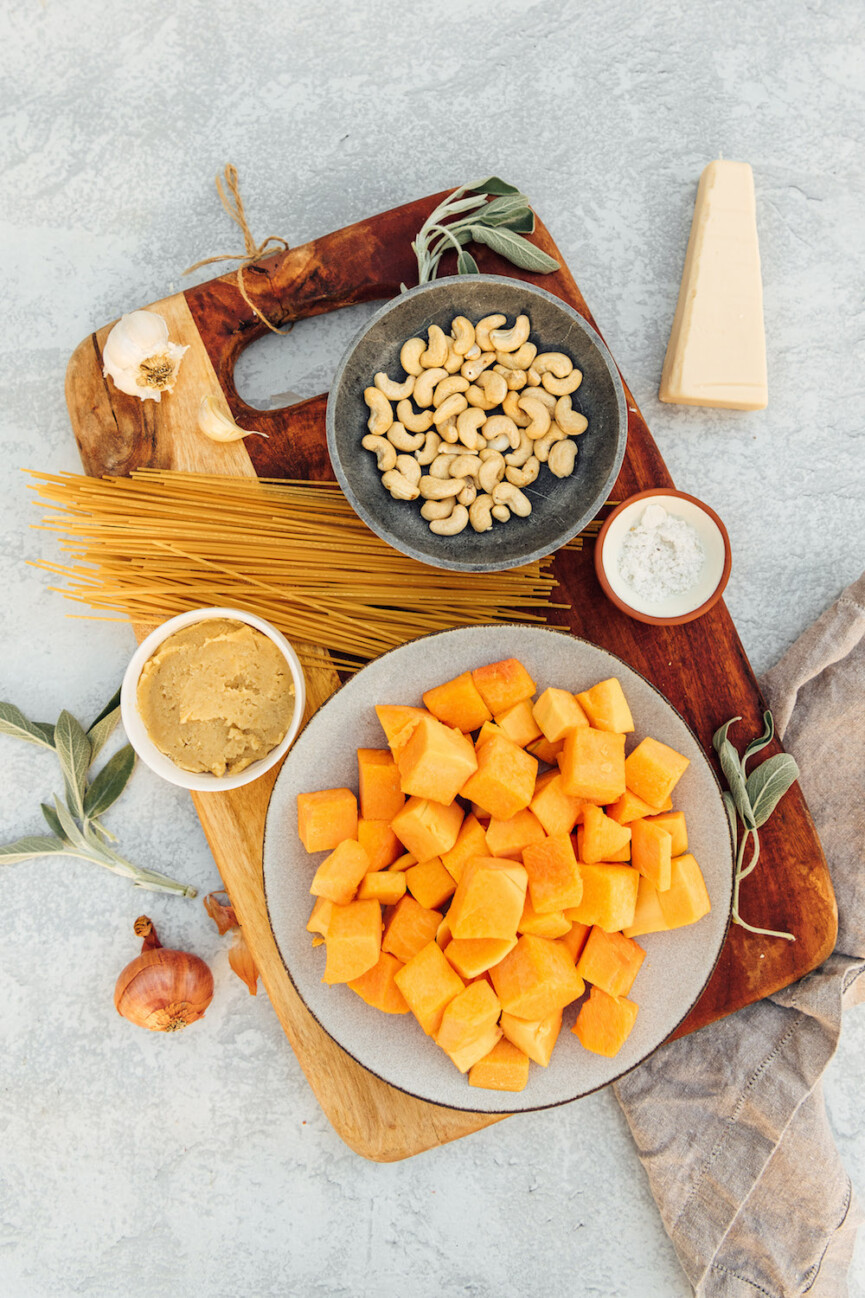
xmin=102 ymin=310 xmax=188 ymax=402
xmin=198 ymin=394 xmax=268 ymax=443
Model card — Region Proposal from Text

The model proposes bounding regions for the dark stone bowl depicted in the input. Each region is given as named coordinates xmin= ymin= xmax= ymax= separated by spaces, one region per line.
xmin=326 ymin=276 xmax=628 ymax=572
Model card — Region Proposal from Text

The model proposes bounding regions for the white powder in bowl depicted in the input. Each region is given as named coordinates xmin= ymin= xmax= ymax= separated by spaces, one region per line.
xmin=618 ymin=504 xmax=704 ymax=601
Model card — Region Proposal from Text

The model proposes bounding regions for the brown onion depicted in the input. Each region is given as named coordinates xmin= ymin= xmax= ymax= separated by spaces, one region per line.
xmin=114 ymin=916 xmax=214 ymax=1032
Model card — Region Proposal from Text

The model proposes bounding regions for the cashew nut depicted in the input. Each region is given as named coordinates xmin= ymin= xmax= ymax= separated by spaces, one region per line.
xmin=526 ymin=368 xmax=541 ymax=386
xmin=430 ymin=453 xmax=457 ymax=479
xmin=414 ymin=430 xmax=442 ymax=465
xmin=449 ymin=454 xmax=482 ymax=480
xmin=494 ymin=364 xmax=527 ymax=391
xmin=506 ymin=456 xmax=540 ymax=488
xmin=483 ymin=414 xmax=521 ymax=450
xmin=548 ymin=439 xmax=578 ymax=478
xmin=386 ymin=422 xmax=425 ymax=452
xmin=381 ymin=469 xmax=420 ymax=501
xmin=469 ymin=494 xmax=494 ymax=533
xmin=522 ymin=386 xmax=556 ymax=411
xmin=395 ymin=455 xmax=422 ymax=486
xmin=478 ymin=451 xmax=506 ymax=494
xmin=491 ymin=504 xmax=511 ymax=523
xmin=505 ymin=430 xmax=533 ymax=467
xmin=457 ymin=481 xmax=477 ymax=507
xmin=374 ymin=372 xmax=415 ymax=401
xmin=396 ymin=399 xmax=435 ymax=433
xmin=534 ymin=422 xmax=567 ymax=462
xmin=438 ymin=417 xmax=460 ymax=444
xmin=400 ymin=338 xmax=426 ymax=377
xmin=518 ymin=394 xmax=552 ymax=440
xmin=503 ymin=390 xmax=530 ymax=426
xmin=466 ymin=369 xmax=508 ymax=411
xmin=475 ymin=314 xmax=507 ymax=352
xmin=490 ymin=314 xmax=530 ymax=353
xmin=433 ymin=393 xmax=468 ymax=426
xmin=420 ymin=325 xmax=448 ymax=369
xmin=429 ymin=504 xmax=469 ymax=536
xmin=492 ymin=481 xmax=532 ymax=517
xmin=533 ymin=352 xmax=573 ymax=378
xmin=464 ymin=343 xmax=481 ymax=360
xmin=433 ymin=375 xmax=470 ymax=407
xmin=456 ymin=407 xmax=487 ymax=450
xmin=542 ymin=369 xmax=583 ymax=397
xmin=484 ymin=434 xmax=510 ymax=452
xmin=364 ymin=387 xmax=393 ymax=436
xmin=451 ymin=316 xmax=476 ymax=356
xmin=555 ymin=395 xmax=589 ymax=436
xmin=495 ymin=342 xmax=537 ymax=371
xmin=413 ymin=366 xmax=448 ymax=409
xmin=443 ymin=339 xmax=465 ymax=374
xmin=361 ymin=434 xmax=397 ymax=471
xmin=461 ymin=352 xmax=496 ymax=382
xmin=419 ymin=475 xmax=466 ymax=500
xmin=421 ymin=498 xmax=455 ymax=521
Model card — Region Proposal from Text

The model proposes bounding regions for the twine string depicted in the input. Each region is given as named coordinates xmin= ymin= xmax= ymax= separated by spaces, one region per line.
xmin=183 ymin=164 xmax=292 ymax=336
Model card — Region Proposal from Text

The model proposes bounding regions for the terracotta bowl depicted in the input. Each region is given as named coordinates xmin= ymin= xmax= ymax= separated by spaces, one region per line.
xmin=594 ymin=489 xmax=732 ymax=626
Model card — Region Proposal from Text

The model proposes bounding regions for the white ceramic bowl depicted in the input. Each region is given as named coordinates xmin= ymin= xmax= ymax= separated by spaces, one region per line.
xmin=120 ymin=607 xmax=306 ymax=791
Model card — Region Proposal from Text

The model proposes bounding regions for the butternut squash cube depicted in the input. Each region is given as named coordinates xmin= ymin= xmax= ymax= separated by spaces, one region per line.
xmin=657 ymin=854 xmax=711 ymax=928
xmin=576 ymin=925 xmax=646 ymax=998
xmin=468 ymin=1038 xmax=531 ymax=1092
xmin=448 ymin=857 xmax=528 ymax=941
xmin=579 ymin=804 xmax=632 ymax=864
xmin=476 ymin=720 xmax=506 ymax=748
xmin=348 ymin=951 xmax=410 ymax=1014
xmin=422 ymin=670 xmax=491 ymax=733
xmin=530 ymin=770 xmax=585 ymax=836
xmin=517 ymin=893 xmax=572 ymax=939
xmin=436 ymin=915 xmax=452 ymax=949
xmin=471 ymin=657 xmax=536 ymax=715
xmin=310 ymin=839 xmax=370 ymax=906
xmin=526 ymin=733 xmax=566 ymax=765
xmin=393 ymin=939 xmax=465 ymax=1036
xmin=623 ymin=876 xmax=670 ymax=938
xmin=500 ymin=1009 xmax=562 ymax=1067
xmin=559 ymin=728 xmax=626 ymax=804
xmin=443 ymin=936 xmax=517 ymax=979
xmin=357 ymin=871 xmax=407 ymax=906
xmin=485 ymin=807 xmax=546 ymax=860
xmin=460 ymin=732 xmax=538 ymax=820
xmin=631 ymin=818 xmax=673 ymax=891
xmin=558 ymin=920 xmax=591 ymax=963
xmin=357 ymin=818 xmax=403 ymax=873
xmin=572 ymin=985 xmax=639 ymax=1057
xmin=388 ymin=852 xmax=417 ymax=873
xmin=575 ymin=677 xmax=635 ymax=734
xmin=576 ymin=826 xmax=632 ymax=863
xmin=532 ymin=687 xmax=590 ymax=742
xmin=494 ymin=698 xmax=543 ymax=749
xmin=391 ymin=795 xmax=464 ymax=861
xmin=381 ymin=895 xmax=442 ymax=963
xmin=435 ymin=980 xmax=502 ymax=1072
xmin=564 ymin=864 xmax=640 ymax=932
xmin=357 ymin=748 xmax=405 ymax=823
xmin=440 ymin=813 xmax=488 ymax=883
xmin=405 ymin=857 xmax=456 ymax=910
xmin=645 ymin=810 xmax=688 ymax=858
xmin=297 ymin=788 xmax=358 ymax=853
xmin=397 ymin=715 xmax=478 ymax=805
xmin=625 ymin=736 xmax=690 ymax=808
xmin=521 ymin=832 xmax=584 ymax=914
xmin=306 ymin=896 xmax=333 ymax=938
xmin=374 ymin=704 xmax=433 ymax=760
xmin=606 ymin=787 xmax=662 ymax=825
xmin=491 ymin=934 xmax=585 ymax=1020
xmin=322 ymin=900 xmax=382 ymax=985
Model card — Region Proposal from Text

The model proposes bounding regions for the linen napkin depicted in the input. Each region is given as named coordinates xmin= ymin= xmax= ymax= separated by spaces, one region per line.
xmin=614 ymin=573 xmax=865 ymax=1297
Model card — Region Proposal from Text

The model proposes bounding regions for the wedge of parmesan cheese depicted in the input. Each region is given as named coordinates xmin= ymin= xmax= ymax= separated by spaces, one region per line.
xmin=659 ymin=161 xmax=767 ymax=410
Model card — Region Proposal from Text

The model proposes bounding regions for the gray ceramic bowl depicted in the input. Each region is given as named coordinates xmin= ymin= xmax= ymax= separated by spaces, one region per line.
xmin=326 ymin=276 xmax=628 ymax=572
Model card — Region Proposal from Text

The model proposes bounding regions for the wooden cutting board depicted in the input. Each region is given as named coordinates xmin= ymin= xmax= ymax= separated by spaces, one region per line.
xmin=65 ymin=191 xmax=836 ymax=1161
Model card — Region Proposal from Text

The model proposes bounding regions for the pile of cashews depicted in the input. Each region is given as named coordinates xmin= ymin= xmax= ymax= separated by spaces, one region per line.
xmin=361 ymin=313 xmax=588 ymax=537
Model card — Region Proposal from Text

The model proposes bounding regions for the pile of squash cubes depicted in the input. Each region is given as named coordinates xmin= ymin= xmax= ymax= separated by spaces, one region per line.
xmin=298 ymin=658 xmax=711 ymax=1094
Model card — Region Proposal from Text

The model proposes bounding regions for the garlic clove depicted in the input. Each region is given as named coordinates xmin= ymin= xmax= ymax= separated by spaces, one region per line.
xmin=102 ymin=310 xmax=189 ymax=403
xmin=198 ymin=394 xmax=268 ymax=442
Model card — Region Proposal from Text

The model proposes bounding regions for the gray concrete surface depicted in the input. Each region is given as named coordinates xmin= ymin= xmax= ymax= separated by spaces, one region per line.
xmin=1 ymin=1 xmax=862 ymax=1295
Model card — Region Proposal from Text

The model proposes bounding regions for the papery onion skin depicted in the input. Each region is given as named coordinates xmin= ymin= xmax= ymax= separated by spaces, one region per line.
xmin=114 ymin=924 xmax=214 ymax=1033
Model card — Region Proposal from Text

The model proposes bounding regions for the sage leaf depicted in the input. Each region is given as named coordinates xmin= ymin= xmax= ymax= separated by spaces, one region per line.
xmin=0 ymin=701 xmax=57 ymax=751
xmin=499 ymin=209 xmax=536 ymax=234
xmin=0 ymin=835 xmax=68 ymax=863
xmin=742 ymin=711 xmax=774 ymax=773
xmin=746 ymin=754 xmax=799 ymax=829
xmin=83 ymin=744 xmax=136 ymax=819
xmin=466 ymin=176 xmax=521 ymax=196
xmin=41 ymin=801 xmax=69 ymax=841
xmin=439 ymin=193 xmax=490 ymax=217
xmin=721 ymin=791 xmax=738 ymax=845
xmin=457 ymin=250 xmax=480 ymax=275
xmin=468 ymin=225 xmax=561 ymax=273
xmin=87 ymin=686 xmax=122 ymax=759
xmin=479 ymin=195 xmax=533 ymax=226
xmin=54 ymin=710 xmax=91 ymax=819
xmin=713 ymin=718 xmax=755 ymax=831
xmin=52 ymin=794 xmax=96 ymax=855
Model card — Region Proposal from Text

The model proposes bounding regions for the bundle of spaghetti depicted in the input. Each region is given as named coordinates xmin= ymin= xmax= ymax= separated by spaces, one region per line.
xmin=28 ymin=469 xmax=570 ymax=672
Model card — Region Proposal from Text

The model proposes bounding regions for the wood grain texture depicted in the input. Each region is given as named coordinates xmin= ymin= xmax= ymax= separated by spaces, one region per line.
xmin=65 ymin=190 xmax=836 ymax=1159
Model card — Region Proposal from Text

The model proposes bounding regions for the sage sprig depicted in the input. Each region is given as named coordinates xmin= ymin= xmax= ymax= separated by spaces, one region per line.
xmin=712 ymin=711 xmax=798 ymax=941
xmin=0 ymin=692 xmax=196 ymax=897
xmin=406 ymin=176 xmax=560 ymax=289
